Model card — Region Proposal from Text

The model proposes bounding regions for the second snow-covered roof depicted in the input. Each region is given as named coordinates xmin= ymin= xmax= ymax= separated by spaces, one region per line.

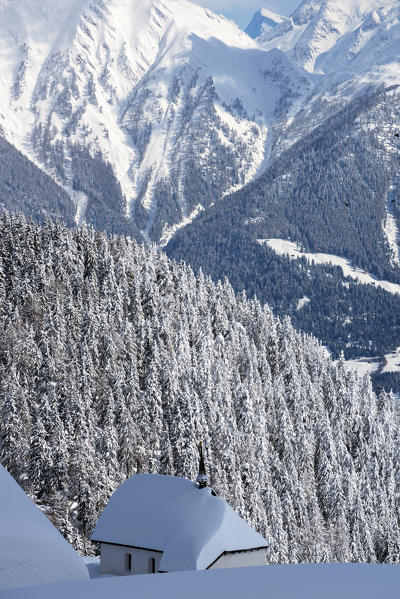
xmin=0 ymin=465 xmax=89 ymax=591
xmin=91 ymin=474 xmax=267 ymax=571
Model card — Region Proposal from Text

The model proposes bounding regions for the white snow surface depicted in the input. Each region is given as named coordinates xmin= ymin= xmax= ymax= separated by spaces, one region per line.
xmin=345 ymin=357 xmax=380 ymax=377
xmin=260 ymin=239 xmax=400 ymax=296
xmin=81 ymin=557 xmax=112 ymax=580
xmin=3 ymin=564 xmax=400 ymax=599
xmin=345 ymin=348 xmax=400 ymax=377
xmin=1 ymin=0 xmax=399 ymax=242
xmin=91 ymin=474 xmax=267 ymax=572
xmin=383 ymin=177 xmax=400 ymax=268
xmin=0 ymin=465 xmax=89 ymax=591
xmin=382 ymin=347 xmax=400 ymax=374
xmin=258 ymin=0 xmax=400 ymax=156
xmin=262 ymin=0 xmax=400 ymax=75
xmin=296 ymin=295 xmax=310 ymax=310
xmin=383 ymin=209 xmax=400 ymax=268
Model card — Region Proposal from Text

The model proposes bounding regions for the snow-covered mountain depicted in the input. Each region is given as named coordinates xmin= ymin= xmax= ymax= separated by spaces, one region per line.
xmin=257 ymin=0 xmax=400 ymax=158
xmin=0 ymin=0 xmax=310 ymax=242
xmin=1 ymin=0 xmax=400 ymax=281
xmin=245 ymin=8 xmax=285 ymax=39
xmin=166 ymin=0 xmax=400 ymax=383
xmin=261 ymin=0 xmax=400 ymax=77
xmin=1 ymin=0 xmax=399 ymax=244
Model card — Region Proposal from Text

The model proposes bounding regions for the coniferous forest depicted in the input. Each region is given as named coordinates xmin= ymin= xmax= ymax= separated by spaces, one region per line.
xmin=1 ymin=214 xmax=400 ymax=563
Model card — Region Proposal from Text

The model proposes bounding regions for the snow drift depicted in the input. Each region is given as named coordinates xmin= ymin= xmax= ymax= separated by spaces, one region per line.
xmin=2 ymin=563 xmax=400 ymax=599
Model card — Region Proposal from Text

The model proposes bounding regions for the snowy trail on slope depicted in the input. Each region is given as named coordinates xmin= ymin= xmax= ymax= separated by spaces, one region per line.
xmin=259 ymin=238 xmax=400 ymax=295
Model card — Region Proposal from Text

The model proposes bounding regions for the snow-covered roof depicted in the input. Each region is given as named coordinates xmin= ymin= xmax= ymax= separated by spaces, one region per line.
xmin=0 ymin=465 xmax=89 ymax=591
xmin=91 ymin=474 xmax=267 ymax=571
xmin=3 ymin=563 xmax=400 ymax=599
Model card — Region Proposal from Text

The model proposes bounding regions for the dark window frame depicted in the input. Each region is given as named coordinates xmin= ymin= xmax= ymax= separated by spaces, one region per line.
xmin=126 ymin=553 xmax=132 ymax=572
xmin=149 ymin=557 xmax=156 ymax=573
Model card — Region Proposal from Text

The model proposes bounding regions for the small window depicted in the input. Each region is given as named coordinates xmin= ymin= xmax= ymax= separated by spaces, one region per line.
xmin=149 ymin=557 xmax=156 ymax=573
xmin=125 ymin=553 xmax=132 ymax=572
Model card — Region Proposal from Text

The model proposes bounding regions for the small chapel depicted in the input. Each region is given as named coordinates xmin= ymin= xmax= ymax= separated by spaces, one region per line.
xmin=91 ymin=445 xmax=268 ymax=575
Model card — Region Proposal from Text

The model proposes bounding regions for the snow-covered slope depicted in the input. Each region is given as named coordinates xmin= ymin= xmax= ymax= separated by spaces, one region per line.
xmin=0 ymin=464 xmax=89 ymax=591
xmin=0 ymin=0 xmax=309 ymax=242
xmin=1 ymin=0 xmax=400 ymax=245
xmin=245 ymin=8 xmax=285 ymax=39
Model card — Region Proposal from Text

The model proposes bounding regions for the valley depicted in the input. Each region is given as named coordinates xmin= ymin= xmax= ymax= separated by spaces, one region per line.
xmin=0 ymin=0 xmax=400 ymax=390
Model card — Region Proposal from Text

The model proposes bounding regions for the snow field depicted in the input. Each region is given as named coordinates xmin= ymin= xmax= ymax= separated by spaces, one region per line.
xmin=260 ymin=239 xmax=400 ymax=296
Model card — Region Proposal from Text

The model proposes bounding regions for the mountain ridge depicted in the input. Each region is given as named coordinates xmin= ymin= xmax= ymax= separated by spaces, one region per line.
xmin=1 ymin=0 xmax=400 ymax=242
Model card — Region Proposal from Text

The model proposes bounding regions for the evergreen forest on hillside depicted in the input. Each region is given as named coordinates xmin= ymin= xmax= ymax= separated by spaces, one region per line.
xmin=0 ymin=136 xmax=74 ymax=226
xmin=166 ymin=87 xmax=400 ymax=378
xmin=1 ymin=214 xmax=400 ymax=563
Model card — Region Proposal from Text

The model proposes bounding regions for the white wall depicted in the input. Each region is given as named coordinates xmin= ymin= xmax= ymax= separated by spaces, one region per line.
xmin=210 ymin=549 xmax=266 ymax=570
xmin=99 ymin=544 xmax=162 ymax=576
xmin=100 ymin=545 xmax=266 ymax=575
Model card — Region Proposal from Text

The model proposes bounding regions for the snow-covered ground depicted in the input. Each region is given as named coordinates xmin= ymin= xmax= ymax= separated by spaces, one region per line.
xmin=345 ymin=349 xmax=400 ymax=377
xmin=82 ymin=557 xmax=101 ymax=580
xmin=345 ymin=357 xmax=381 ymax=376
xmin=382 ymin=347 xmax=400 ymax=374
xmin=3 ymin=563 xmax=400 ymax=599
xmin=383 ymin=209 xmax=400 ymax=268
xmin=383 ymin=176 xmax=400 ymax=267
xmin=260 ymin=239 xmax=400 ymax=295
xmin=159 ymin=206 xmax=204 ymax=247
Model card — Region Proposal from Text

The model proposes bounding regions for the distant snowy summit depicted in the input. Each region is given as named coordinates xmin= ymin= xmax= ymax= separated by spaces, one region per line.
xmin=245 ymin=8 xmax=285 ymax=39
xmin=260 ymin=0 xmax=400 ymax=74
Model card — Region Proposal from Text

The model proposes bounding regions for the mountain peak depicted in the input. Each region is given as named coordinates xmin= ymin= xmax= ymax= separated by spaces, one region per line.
xmin=245 ymin=7 xmax=285 ymax=39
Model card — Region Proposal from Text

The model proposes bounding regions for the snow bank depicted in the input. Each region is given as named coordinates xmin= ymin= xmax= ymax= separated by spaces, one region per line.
xmin=0 ymin=465 xmax=89 ymax=591
xmin=3 ymin=563 xmax=400 ymax=599
xmin=82 ymin=557 xmax=101 ymax=580
xmin=91 ymin=474 xmax=267 ymax=572
xmin=260 ymin=239 xmax=400 ymax=295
